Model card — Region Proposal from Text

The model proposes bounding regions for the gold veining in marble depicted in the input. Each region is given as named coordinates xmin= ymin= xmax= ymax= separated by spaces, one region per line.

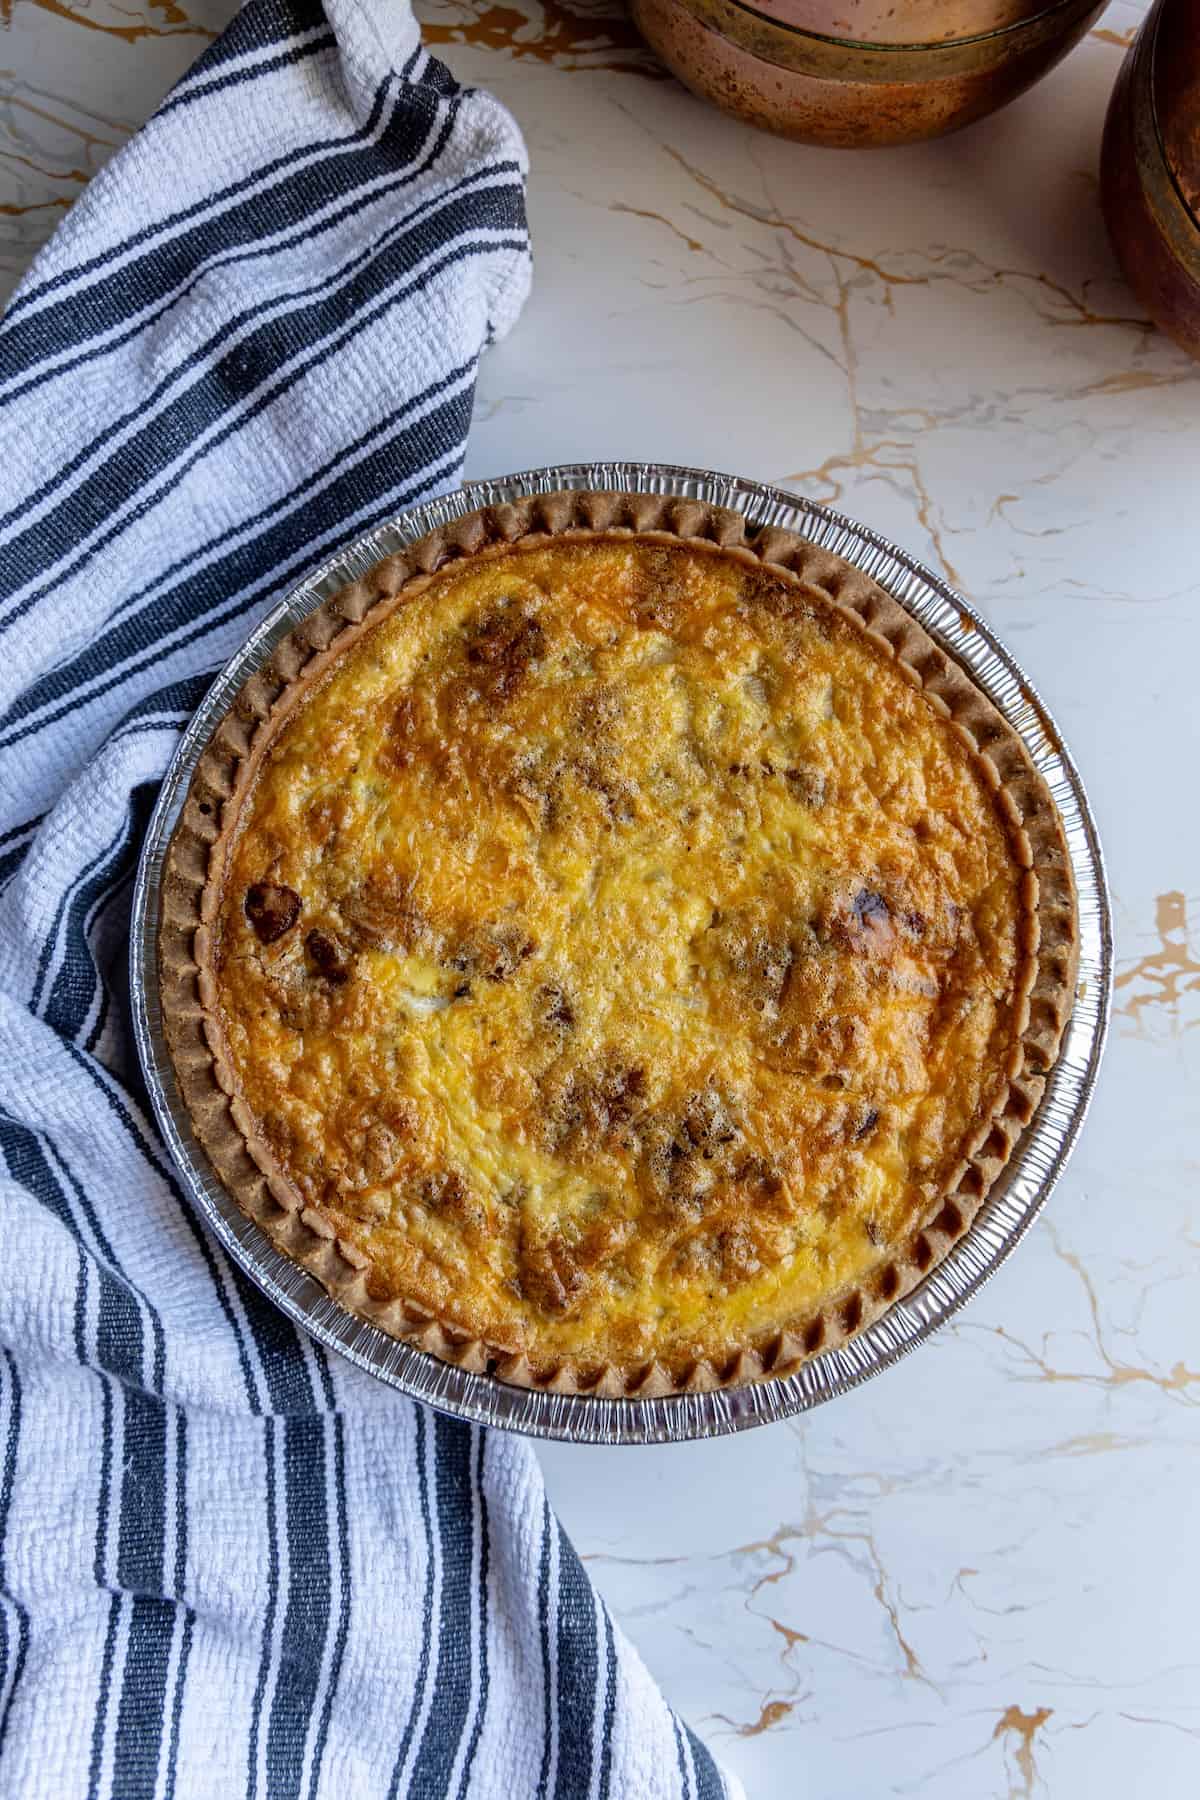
xmin=984 ymin=1222 xmax=1200 ymax=1401
xmin=725 ymin=1696 xmax=798 ymax=1737
xmin=993 ymin=1704 xmax=1053 ymax=1800
xmin=1115 ymin=891 xmax=1200 ymax=1037
xmin=609 ymin=200 xmax=704 ymax=253
xmin=416 ymin=0 xmax=664 ymax=76
xmin=1077 ymin=366 xmax=1200 ymax=395
xmin=652 ymin=136 xmax=1153 ymax=333
xmin=3 ymin=0 xmax=215 ymax=41
xmin=736 ymin=1504 xmax=933 ymax=1690
xmin=595 ymin=129 xmax=1160 ymax=595
xmin=0 ymin=87 xmax=139 ymax=290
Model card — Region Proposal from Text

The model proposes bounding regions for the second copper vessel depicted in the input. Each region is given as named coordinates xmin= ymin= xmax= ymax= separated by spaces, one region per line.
xmin=1101 ymin=0 xmax=1200 ymax=361
xmin=628 ymin=0 xmax=1109 ymax=146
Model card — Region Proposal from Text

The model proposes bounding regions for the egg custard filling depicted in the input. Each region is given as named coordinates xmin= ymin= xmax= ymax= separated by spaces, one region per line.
xmin=201 ymin=531 xmax=1043 ymax=1381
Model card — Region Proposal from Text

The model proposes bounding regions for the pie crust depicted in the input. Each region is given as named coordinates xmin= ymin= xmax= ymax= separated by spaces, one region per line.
xmin=159 ymin=490 xmax=1078 ymax=1397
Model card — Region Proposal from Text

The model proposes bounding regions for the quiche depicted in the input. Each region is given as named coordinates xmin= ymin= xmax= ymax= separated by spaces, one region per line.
xmin=160 ymin=490 xmax=1077 ymax=1395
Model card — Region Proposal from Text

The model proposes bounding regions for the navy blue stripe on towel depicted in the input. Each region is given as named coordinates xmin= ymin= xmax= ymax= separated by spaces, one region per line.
xmin=407 ymin=1417 xmax=479 ymax=1800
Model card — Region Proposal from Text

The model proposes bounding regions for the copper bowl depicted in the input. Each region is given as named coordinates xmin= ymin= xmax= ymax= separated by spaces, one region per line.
xmin=627 ymin=0 xmax=1109 ymax=145
xmin=1101 ymin=0 xmax=1200 ymax=360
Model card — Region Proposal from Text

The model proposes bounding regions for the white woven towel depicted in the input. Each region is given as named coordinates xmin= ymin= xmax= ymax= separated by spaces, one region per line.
xmin=0 ymin=4 xmax=739 ymax=1794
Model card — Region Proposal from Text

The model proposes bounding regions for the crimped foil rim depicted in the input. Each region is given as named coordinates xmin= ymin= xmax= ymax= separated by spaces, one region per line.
xmin=130 ymin=462 xmax=1112 ymax=1444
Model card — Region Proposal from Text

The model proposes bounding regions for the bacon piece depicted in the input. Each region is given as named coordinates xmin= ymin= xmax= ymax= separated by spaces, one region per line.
xmin=244 ymin=883 xmax=300 ymax=944
xmin=305 ymin=928 xmax=350 ymax=985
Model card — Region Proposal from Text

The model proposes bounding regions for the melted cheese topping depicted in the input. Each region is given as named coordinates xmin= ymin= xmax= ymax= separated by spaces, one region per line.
xmin=215 ymin=539 xmax=1026 ymax=1374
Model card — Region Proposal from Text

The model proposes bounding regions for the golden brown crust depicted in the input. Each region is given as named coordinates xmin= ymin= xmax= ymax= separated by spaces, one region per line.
xmin=159 ymin=489 xmax=1077 ymax=1396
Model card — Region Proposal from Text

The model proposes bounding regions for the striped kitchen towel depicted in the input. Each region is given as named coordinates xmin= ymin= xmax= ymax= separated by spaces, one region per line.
xmin=0 ymin=3 xmax=739 ymax=1795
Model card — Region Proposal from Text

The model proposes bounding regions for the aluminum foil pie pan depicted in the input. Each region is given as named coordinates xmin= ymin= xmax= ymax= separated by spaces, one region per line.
xmin=130 ymin=462 xmax=1112 ymax=1444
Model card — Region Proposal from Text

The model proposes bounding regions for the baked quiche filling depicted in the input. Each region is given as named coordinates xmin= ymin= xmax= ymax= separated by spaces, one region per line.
xmin=211 ymin=536 xmax=1031 ymax=1375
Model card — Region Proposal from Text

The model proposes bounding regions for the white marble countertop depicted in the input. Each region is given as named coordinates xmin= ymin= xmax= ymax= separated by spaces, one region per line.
xmin=6 ymin=1 xmax=1198 ymax=1793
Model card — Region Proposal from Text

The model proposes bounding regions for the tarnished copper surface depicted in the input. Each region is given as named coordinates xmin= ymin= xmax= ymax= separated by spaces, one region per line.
xmin=1101 ymin=0 xmax=1200 ymax=360
xmin=725 ymin=0 xmax=1088 ymax=45
xmin=1151 ymin=0 xmax=1200 ymax=218
xmin=629 ymin=0 xmax=1106 ymax=144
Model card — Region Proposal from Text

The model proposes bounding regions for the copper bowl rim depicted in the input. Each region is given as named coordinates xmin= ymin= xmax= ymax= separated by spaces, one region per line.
xmin=1115 ymin=1 xmax=1200 ymax=275
xmin=697 ymin=0 xmax=1098 ymax=54
xmin=1149 ymin=4 xmax=1200 ymax=232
